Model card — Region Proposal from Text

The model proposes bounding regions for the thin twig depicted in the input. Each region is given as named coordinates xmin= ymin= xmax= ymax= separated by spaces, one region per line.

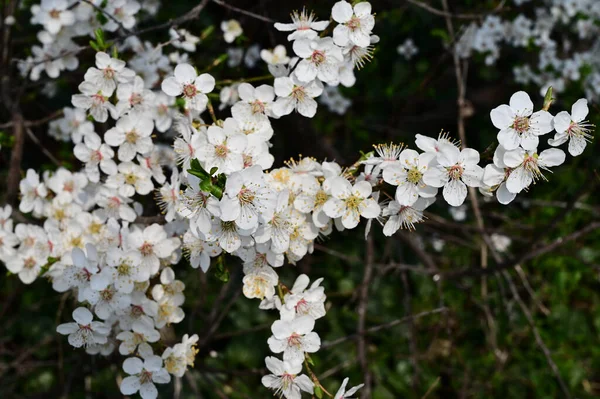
xmin=81 ymin=0 xmax=134 ymax=35
xmin=5 ymin=112 xmax=24 ymax=205
xmin=212 ymin=0 xmax=275 ymax=23
xmin=502 ymin=270 xmax=572 ymax=399
xmin=25 ymin=126 xmax=62 ymax=166
xmin=322 ymin=308 xmax=448 ymax=349
xmin=406 ymin=0 xmax=506 ymax=20
xmin=357 ymin=234 xmax=374 ymax=398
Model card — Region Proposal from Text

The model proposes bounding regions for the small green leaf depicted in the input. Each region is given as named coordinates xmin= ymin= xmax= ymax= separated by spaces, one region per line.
xmin=199 ymin=179 xmax=213 ymax=193
xmin=209 ymin=167 xmax=219 ymax=176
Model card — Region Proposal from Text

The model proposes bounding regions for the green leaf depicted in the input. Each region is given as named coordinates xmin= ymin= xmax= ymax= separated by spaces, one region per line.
xmin=89 ymin=40 xmax=100 ymax=52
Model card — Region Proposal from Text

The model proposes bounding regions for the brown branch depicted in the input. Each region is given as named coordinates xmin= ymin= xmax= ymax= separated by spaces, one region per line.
xmin=321 ymin=307 xmax=448 ymax=349
xmin=357 ymin=234 xmax=374 ymax=398
xmin=212 ymin=0 xmax=275 ymax=23
xmin=81 ymin=0 xmax=134 ymax=34
xmin=502 ymin=270 xmax=572 ymax=399
xmin=441 ymin=222 xmax=600 ymax=280
xmin=5 ymin=112 xmax=24 ymax=205
xmin=25 ymin=126 xmax=62 ymax=166
xmin=17 ymin=0 xmax=213 ymax=67
xmin=402 ymin=271 xmax=421 ymax=390
xmin=406 ymin=0 xmax=507 ymax=20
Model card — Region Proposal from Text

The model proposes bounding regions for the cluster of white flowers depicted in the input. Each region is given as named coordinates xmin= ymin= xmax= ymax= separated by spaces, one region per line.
xmin=452 ymin=0 xmax=600 ymax=100
xmin=21 ymin=0 xmax=157 ymax=82
xmin=2 ymin=0 xmax=596 ymax=398
xmin=482 ymin=91 xmax=591 ymax=204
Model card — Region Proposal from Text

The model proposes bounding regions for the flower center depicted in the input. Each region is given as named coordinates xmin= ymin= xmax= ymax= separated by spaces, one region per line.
xmin=49 ymin=9 xmax=60 ymax=19
xmin=448 ymin=164 xmax=464 ymax=180
xmin=214 ymin=144 xmax=229 ymax=158
xmin=311 ymin=50 xmax=326 ymax=66
xmin=287 ymin=332 xmax=303 ymax=348
xmin=315 ymin=190 xmax=328 ymax=207
xmin=347 ymin=16 xmax=361 ymax=30
xmin=117 ymin=261 xmax=131 ymax=276
xmin=237 ymin=187 xmax=256 ymax=205
xmin=24 ymin=257 xmax=37 ymax=269
xmin=125 ymin=129 xmax=138 ymax=144
xmin=140 ymin=242 xmax=154 ymax=256
xmin=129 ymin=93 xmax=143 ymax=106
xmin=139 ymin=370 xmax=153 ymax=384
xmin=183 ymin=84 xmax=197 ymax=98
xmin=101 ymin=288 xmax=114 ymax=301
xmin=103 ymin=67 xmax=115 ymax=80
xmin=345 ymin=194 xmax=363 ymax=210
xmin=125 ymin=173 xmax=138 ymax=185
xmin=291 ymin=86 xmax=306 ymax=101
xmin=513 ymin=116 xmax=530 ymax=134
xmin=251 ymin=100 xmax=265 ymax=114
xmin=407 ymin=167 xmax=423 ymax=185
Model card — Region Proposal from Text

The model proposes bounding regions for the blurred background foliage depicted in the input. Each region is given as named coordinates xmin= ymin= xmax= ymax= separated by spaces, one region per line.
xmin=1 ymin=0 xmax=600 ymax=398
